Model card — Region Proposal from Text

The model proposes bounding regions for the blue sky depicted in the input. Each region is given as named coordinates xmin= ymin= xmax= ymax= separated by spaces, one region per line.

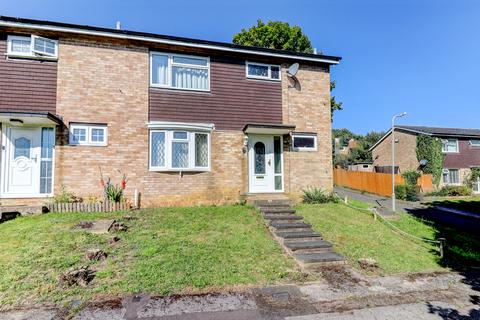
xmin=2 ymin=0 xmax=479 ymax=134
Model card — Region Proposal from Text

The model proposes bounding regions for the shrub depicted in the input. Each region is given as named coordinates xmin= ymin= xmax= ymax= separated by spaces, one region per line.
xmin=426 ymin=185 xmax=473 ymax=197
xmin=302 ymin=187 xmax=338 ymax=204
xmin=395 ymin=184 xmax=421 ymax=201
xmin=402 ymin=170 xmax=421 ymax=186
xmin=54 ymin=185 xmax=82 ymax=203
xmin=395 ymin=185 xmax=407 ymax=200
xmin=105 ymin=183 xmax=124 ymax=203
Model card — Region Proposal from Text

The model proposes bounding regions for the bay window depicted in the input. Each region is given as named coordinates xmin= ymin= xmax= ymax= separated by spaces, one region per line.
xmin=149 ymin=130 xmax=210 ymax=171
xmin=151 ymin=52 xmax=210 ymax=91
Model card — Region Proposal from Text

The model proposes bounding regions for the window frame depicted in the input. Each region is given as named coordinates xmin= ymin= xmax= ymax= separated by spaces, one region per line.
xmin=6 ymin=35 xmax=58 ymax=60
xmin=469 ymin=140 xmax=480 ymax=147
xmin=149 ymin=130 xmax=211 ymax=172
xmin=442 ymin=168 xmax=460 ymax=185
xmin=292 ymin=133 xmax=318 ymax=151
xmin=150 ymin=52 xmax=210 ymax=92
xmin=441 ymin=139 xmax=459 ymax=153
xmin=69 ymin=123 xmax=108 ymax=146
xmin=246 ymin=61 xmax=281 ymax=81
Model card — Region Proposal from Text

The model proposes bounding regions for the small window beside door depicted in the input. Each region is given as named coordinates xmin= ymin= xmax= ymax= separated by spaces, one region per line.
xmin=69 ymin=124 xmax=108 ymax=146
xmin=292 ymin=134 xmax=317 ymax=151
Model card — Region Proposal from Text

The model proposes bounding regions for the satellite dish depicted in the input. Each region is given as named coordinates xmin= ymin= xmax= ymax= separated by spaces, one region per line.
xmin=287 ymin=63 xmax=299 ymax=77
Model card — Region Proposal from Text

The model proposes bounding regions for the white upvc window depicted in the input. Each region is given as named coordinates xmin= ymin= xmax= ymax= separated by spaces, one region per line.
xmin=69 ymin=124 xmax=108 ymax=146
xmin=442 ymin=168 xmax=460 ymax=185
xmin=469 ymin=140 xmax=480 ymax=147
xmin=7 ymin=35 xmax=58 ymax=59
xmin=149 ymin=130 xmax=211 ymax=171
xmin=246 ymin=61 xmax=281 ymax=81
xmin=150 ymin=52 xmax=210 ymax=91
xmin=442 ymin=139 xmax=459 ymax=153
xmin=292 ymin=133 xmax=317 ymax=151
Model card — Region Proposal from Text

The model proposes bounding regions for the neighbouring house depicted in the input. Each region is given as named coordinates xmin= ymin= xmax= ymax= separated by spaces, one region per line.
xmin=370 ymin=125 xmax=480 ymax=193
xmin=0 ymin=16 xmax=341 ymax=207
xmin=334 ymin=137 xmax=357 ymax=156
xmin=347 ymin=162 xmax=374 ymax=172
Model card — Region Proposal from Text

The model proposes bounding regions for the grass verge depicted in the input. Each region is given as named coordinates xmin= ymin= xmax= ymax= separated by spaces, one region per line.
xmin=298 ymin=203 xmax=446 ymax=274
xmin=0 ymin=205 xmax=297 ymax=309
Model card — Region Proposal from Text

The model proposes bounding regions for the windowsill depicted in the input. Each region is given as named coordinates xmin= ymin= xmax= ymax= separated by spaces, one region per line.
xmin=149 ymin=168 xmax=211 ymax=173
xmin=150 ymin=85 xmax=211 ymax=93
xmin=5 ymin=53 xmax=58 ymax=61
xmin=442 ymin=151 xmax=459 ymax=154
xmin=69 ymin=143 xmax=108 ymax=147
xmin=246 ymin=76 xmax=281 ymax=82
xmin=293 ymin=148 xmax=318 ymax=152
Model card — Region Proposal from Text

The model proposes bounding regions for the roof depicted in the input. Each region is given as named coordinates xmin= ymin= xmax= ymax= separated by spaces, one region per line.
xmin=0 ymin=16 xmax=341 ymax=65
xmin=0 ymin=110 xmax=63 ymax=126
xmin=243 ymin=123 xmax=296 ymax=134
xmin=369 ymin=125 xmax=480 ymax=151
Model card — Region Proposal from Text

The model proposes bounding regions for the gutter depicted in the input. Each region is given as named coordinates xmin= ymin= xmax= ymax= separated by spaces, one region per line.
xmin=0 ymin=19 xmax=340 ymax=65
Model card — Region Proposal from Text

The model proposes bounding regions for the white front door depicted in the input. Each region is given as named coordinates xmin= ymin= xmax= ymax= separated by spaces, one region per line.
xmin=2 ymin=126 xmax=42 ymax=196
xmin=248 ymin=134 xmax=283 ymax=193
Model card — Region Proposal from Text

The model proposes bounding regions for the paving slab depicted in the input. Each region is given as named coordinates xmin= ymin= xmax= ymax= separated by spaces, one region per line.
xmin=0 ymin=309 xmax=56 ymax=320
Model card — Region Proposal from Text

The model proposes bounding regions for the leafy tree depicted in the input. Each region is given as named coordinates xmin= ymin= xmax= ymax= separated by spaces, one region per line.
xmin=332 ymin=129 xmax=385 ymax=167
xmin=233 ymin=20 xmax=313 ymax=53
xmin=233 ymin=20 xmax=342 ymax=120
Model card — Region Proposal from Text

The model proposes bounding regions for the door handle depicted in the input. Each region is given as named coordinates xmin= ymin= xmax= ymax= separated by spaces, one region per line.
xmin=268 ymin=159 xmax=271 ymax=166
xmin=31 ymin=154 xmax=38 ymax=162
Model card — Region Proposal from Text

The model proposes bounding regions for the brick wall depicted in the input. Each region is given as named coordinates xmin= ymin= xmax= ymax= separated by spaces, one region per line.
xmin=372 ymin=130 xmax=419 ymax=173
xmin=281 ymin=64 xmax=332 ymax=200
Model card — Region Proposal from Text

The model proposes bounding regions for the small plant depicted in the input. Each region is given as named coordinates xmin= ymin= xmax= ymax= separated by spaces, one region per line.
xmin=395 ymin=185 xmax=407 ymax=200
xmin=402 ymin=170 xmax=421 ymax=186
xmin=54 ymin=185 xmax=82 ymax=203
xmin=99 ymin=169 xmax=128 ymax=203
xmin=395 ymin=184 xmax=421 ymax=201
xmin=302 ymin=187 xmax=339 ymax=204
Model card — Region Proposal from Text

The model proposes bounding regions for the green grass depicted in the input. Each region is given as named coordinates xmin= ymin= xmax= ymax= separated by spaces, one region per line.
xmin=0 ymin=205 xmax=298 ymax=309
xmin=426 ymin=197 xmax=480 ymax=214
xmin=298 ymin=203 xmax=446 ymax=274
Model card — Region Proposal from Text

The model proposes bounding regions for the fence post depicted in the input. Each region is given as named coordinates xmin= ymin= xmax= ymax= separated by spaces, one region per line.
xmin=344 ymin=195 xmax=348 ymax=204
xmin=438 ymin=238 xmax=446 ymax=258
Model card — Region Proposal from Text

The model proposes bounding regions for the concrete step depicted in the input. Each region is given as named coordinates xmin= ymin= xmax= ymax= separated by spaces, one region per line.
xmin=284 ymin=240 xmax=333 ymax=251
xmin=294 ymin=252 xmax=345 ymax=264
xmin=261 ymin=208 xmax=296 ymax=214
xmin=253 ymin=199 xmax=292 ymax=207
xmin=270 ymin=222 xmax=311 ymax=230
xmin=275 ymin=230 xmax=322 ymax=239
xmin=264 ymin=214 xmax=302 ymax=221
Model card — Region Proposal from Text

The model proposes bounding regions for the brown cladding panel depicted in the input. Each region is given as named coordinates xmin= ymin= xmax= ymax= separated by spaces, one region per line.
xmin=444 ymin=139 xmax=480 ymax=168
xmin=149 ymin=56 xmax=282 ymax=130
xmin=0 ymin=33 xmax=57 ymax=113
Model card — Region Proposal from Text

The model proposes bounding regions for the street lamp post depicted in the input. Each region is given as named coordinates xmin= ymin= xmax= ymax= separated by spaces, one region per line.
xmin=391 ymin=112 xmax=407 ymax=212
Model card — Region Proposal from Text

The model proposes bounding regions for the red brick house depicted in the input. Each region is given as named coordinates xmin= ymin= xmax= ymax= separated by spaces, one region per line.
xmin=0 ymin=16 xmax=341 ymax=207
xmin=370 ymin=125 xmax=480 ymax=192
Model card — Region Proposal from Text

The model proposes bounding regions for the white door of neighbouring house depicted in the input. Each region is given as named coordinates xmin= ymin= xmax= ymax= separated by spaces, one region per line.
xmin=248 ymin=134 xmax=283 ymax=193
xmin=2 ymin=126 xmax=42 ymax=196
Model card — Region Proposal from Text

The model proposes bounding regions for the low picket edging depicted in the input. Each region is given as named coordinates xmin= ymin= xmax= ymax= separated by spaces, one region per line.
xmin=46 ymin=201 xmax=130 ymax=213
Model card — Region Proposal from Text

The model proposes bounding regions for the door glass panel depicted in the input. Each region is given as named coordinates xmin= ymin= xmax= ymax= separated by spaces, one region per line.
xmin=254 ymin=142 xmax=266 ymax=174
xmin=275 ymin=176 xmax=282 ymax=191
xmin=14 ymin=137 xmax=31 ymax=159
xmin=40 ymin=128 xmax=54 ymax=194
xmin=274 ymin=137 xmax=281 ymax=174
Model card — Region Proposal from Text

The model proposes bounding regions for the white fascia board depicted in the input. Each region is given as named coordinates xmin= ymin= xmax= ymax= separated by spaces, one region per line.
xmin=0 ymin=20 xmax=340 ymax=65
xmin=147 ymin=121 xmax=215 ymax=132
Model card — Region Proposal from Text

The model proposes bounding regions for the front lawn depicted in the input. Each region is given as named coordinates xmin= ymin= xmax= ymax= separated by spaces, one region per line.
xmin=298 ymin=203 xmax=446 ymax=274
xmin=0 ymin=205 xmax=297 ymax=309
xmin=425 ymin=197 xmax=480 ymax=214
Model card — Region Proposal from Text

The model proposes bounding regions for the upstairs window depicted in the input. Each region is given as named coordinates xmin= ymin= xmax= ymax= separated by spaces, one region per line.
xmin=7 ymin=35 xmax=58 ymax=59
xmin=469 ymin=140 xmax=480 ymax=147
xmin=246 ymin=62 xmax=281 ymax=81
xmin=442 ymin=139 xmax=458 ymax=153
xmin=149 ymin=130 xmax=210 ymax=171
xmin=151 ymin=52 xmax=210 ymax=91
xmin=69 ymin=123 xmax=108 ymax=146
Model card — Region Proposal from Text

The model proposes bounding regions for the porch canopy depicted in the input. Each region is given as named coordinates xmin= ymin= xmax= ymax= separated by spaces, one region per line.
xmin=0 ymin=111 xmax=63 ymax=126
xmin=243 ymin=123 xmax=295 ymax=135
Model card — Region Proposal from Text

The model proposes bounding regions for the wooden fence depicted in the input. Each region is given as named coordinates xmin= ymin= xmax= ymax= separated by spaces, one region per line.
xmin=333 ymin=168 xmax=433 ymax=197
xmin=46 ymin=201 xmax=129 ymax=213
